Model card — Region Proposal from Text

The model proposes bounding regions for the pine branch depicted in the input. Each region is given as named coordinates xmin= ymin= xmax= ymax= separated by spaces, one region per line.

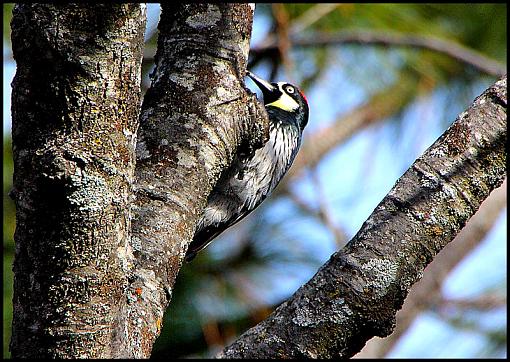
xmin=250 ymin=30 xmax=506 ymax=77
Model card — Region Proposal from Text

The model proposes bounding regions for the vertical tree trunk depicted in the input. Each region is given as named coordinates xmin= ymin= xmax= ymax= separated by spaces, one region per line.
xmin=10 ymin=4 xmax=146 ymax=358
xmin=113 ymin=4 xmax=267 ymax=357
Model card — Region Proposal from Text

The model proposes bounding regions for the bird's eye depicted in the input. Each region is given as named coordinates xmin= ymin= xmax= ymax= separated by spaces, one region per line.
xmin=285 ymin=86 xmax=295 ymax=94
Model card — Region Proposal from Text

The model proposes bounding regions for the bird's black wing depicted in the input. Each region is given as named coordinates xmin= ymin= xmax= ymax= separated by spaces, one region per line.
xmin=185 ymin=224 xmax=225 ymax=262
xmin=184 ymin=192 xmax=269 ymax=262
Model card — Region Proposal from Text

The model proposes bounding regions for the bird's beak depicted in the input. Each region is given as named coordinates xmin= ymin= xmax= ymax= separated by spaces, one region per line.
xmin=246 ymin=71 xmax=277 ymax=102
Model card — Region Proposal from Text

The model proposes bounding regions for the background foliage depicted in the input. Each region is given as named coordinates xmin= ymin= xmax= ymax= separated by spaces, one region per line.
xmin=3 ymin=3 xmax=506 ymax=358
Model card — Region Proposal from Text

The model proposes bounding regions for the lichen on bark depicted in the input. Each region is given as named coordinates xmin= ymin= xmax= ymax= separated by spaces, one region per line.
xmin=10 ymin=4 xmax=146 ymax=358
xmin=112 ymin=4 xmax=267 ymax=358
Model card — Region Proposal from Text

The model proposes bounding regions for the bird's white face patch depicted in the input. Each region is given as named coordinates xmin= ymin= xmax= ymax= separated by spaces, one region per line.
xmin=266 ymin=82 xmax=300 ymax=111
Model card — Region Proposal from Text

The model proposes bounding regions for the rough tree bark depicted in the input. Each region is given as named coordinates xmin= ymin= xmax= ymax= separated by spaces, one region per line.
xmin=113 ymin=4 xmax=266 ymax=358
xmin=218 ymin=76 xmax=506 ymax=358
xmin=355 ymin=179 xmax=507 ymax=358
xmin=10 ymin=4 xmax=146 ymax=358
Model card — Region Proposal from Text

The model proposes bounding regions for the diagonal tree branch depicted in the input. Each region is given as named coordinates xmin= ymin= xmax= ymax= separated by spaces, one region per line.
xmin=218 ymin=76 xmax=506 ymax=358
xmin=354 ymin=178 xmax=507 ymax=358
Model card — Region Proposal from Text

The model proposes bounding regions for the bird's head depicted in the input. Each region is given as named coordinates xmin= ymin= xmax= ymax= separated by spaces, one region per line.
xmin=247 ymin=71 xmax=309 ymax=131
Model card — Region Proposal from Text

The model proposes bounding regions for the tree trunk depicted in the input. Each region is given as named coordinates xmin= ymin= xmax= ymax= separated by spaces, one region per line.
xmin=10 ymin=4 xmax=147 ymax=358
xmin=112 ymin=4 xmax=266 ymax=358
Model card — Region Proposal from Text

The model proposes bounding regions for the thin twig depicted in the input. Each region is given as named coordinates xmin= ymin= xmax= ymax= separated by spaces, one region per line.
xmin=271 ymin=4 xmax=294 ymax=78
xmin=439 ymin=293 xmax=506 ymax=312
xmin=279 ymin=72 xmax=422 ymax=190
xmin=288 ymin=184 xmax=349 ymax=248
xmin=289 ymin=4 xmax=341 ymax=35
xmin=308 ymin=167 xmax=349 ymax=247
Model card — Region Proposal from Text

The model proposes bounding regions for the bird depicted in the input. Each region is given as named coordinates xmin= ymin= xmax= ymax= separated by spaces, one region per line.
xmin=185 ymin=70 xmax=309 ymax=262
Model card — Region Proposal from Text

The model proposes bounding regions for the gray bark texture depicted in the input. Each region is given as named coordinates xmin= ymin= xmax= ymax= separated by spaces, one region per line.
xmin=10 ymin=4 xmax=146 ymax=359
xmin=114 ymin=4 xmax=266 ymax=358
xmin=218 ymin=75 xmax=507 ymax=358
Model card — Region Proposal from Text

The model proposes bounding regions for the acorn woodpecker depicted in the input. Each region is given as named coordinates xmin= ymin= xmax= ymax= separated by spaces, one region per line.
xmin=185 ymin=71 xmax=309 ymax=262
